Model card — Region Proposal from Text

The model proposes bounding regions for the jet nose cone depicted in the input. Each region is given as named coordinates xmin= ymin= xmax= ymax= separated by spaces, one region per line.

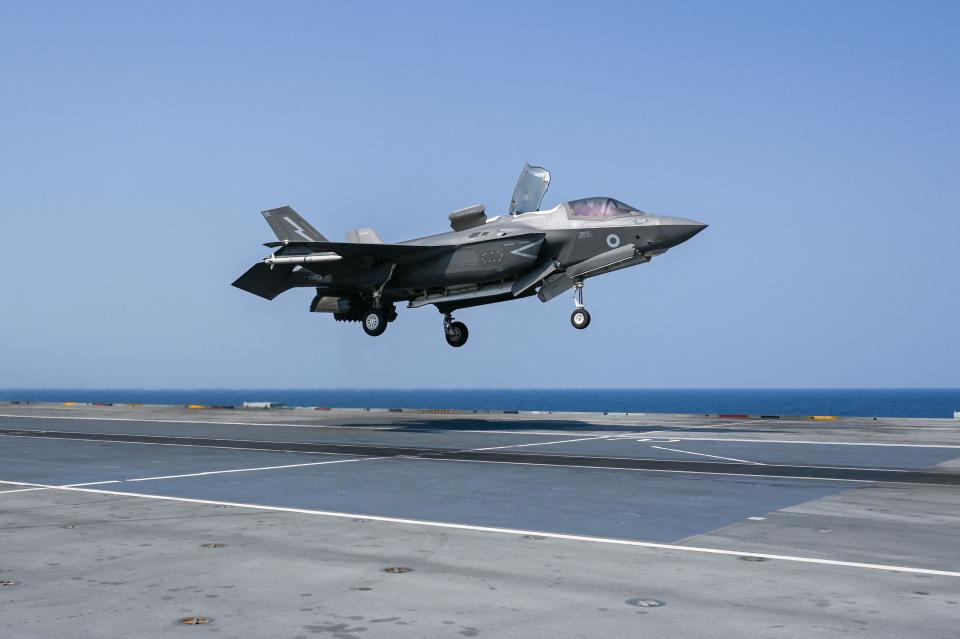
xmin=658 ymin=216 xmax=708 ymax=245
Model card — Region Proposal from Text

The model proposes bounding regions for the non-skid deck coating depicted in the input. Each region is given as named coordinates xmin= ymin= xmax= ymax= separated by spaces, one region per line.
xmin=1 ymin=404 xmax=959 ymax=638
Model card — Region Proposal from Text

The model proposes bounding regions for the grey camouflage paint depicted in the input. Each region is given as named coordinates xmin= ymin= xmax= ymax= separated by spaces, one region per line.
xmin=232 ymin=169 xmax=707 ymax=328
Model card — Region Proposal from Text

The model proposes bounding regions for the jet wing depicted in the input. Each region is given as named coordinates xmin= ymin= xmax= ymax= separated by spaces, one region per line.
xmin=264 ymin=241 xmax=451 ymax=264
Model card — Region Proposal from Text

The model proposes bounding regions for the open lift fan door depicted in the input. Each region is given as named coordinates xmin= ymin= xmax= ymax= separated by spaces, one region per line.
xmin=509 ymin=163 xmax=551 ymax=215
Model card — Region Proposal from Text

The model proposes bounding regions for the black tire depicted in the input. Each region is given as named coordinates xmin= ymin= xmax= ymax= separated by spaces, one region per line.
xmin=444 ymin=321 xmax=469 ymax=347
xmin=362 ymin=309 xmax=388 ymax=336
xmin=571 ymin=308 xmax=591 ymax=330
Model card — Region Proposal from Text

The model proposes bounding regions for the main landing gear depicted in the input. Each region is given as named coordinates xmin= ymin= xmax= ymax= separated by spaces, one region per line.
xmin=361 ymin=299 xmax=397 ymax=337
xmin=570 ymin=280 xmax=591 ymax=330
xmin=361 ymin=268 xmax=397 ymax=337
xmin=443 ymin=313 xmax=469 ymax=347
xmin=362 ymin=308 xmax=388 ymax=336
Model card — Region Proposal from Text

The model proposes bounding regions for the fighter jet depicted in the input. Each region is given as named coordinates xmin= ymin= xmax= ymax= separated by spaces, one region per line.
xmin=233 ymin=164 xmax=707 ymax=347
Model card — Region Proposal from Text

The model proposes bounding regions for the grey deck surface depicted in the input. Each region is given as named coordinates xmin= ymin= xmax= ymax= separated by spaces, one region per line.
xmin=1 ymin=404 xmax=959 ymax=638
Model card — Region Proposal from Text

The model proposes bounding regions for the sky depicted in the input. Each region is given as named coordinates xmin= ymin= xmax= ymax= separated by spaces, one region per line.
xmin=0 ymin=1 xmax=958 ymax=389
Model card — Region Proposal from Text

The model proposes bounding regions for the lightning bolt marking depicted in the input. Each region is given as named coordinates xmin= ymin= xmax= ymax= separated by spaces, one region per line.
xmin=283 ymin=216 xmax=314 ymax=241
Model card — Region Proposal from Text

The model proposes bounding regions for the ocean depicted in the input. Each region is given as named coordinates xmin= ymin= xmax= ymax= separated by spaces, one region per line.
xmin=1 ymin=388 xmax=959 ymax=418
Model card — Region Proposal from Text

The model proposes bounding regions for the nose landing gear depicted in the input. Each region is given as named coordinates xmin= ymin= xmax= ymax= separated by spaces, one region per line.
xmin=570 ymin=280 xmax=591 ymax=329
xmin=443 ymin=313 xmax=469 ymax=347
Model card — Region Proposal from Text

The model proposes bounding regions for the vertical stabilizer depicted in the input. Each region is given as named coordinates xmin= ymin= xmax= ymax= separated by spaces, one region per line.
xmin=262 ymin=206 xmax=328 ymax=242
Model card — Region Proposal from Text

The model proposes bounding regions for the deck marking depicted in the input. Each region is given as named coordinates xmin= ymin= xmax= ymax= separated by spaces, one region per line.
xmin=469 ymin=435 xmax=613 ymax=452
xmin=651 ymin=445 xmax=765 ymax=465
xmin=581 ymin=420 xmax=760 ymax=430
xmin=0 ymin=430 xmax=924 ymax=472
xmin=125 ymin=457 xmax=383 ymax=482
xmin=0 ymin=432 xmax=349 ymax=455
xmin=0 ymin=486 xmax=51 ymax=495
xmin=2 ymin=431 xmax=952 ymax=483
xmin=1 ymin=478 xmax=957 ymax=578
xmin=65 ymin=480 xmax=122 ymax=487
xmin=638 ymin=435 xmax=960 ymax=449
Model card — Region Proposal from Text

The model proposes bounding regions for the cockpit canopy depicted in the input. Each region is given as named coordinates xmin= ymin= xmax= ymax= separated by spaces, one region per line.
xmin=567 ymin=197 xmax=644 ymax=219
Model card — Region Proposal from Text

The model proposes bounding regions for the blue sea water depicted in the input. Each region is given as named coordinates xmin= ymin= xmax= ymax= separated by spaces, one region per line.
xmin=1 ymin=389 xmax=959 ymax=418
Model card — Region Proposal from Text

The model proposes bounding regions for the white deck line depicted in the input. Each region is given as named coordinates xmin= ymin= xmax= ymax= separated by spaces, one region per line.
xmin=632 ymin=435 xmax=960 ymax=449
xmin=125 ymin=457 xmax=382 ymax=482
xmin=469 ymin=435 xmax=614 ymax=451
xmin=0 ymin=433 xmax=347 ymax=455
xmin=0 ymin=486 xmax=51 ymax=495
xmin=650 ymin=445 xmax=765 ymax=465
xmin=1 ymin=478 xmax=957 ymax=578
xmin=65 ymin=481 xmax=122 ymax=486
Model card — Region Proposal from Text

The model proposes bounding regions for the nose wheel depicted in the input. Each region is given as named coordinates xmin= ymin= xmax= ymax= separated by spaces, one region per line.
xmin=443 ymin=314 xmax=469 ymax=347
xmin=571 ymin=308 xmax=591 ymax=329
xmin=570 ymin=280 xmax=590 ymax=329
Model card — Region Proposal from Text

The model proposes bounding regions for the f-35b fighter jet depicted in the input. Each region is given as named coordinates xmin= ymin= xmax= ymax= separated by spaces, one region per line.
xmin=233 ymin=164 xmax=707 ymax=347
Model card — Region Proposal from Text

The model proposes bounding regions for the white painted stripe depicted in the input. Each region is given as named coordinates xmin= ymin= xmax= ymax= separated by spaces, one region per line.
xmin=461 ymin=429 xmax=661 ymax=437
xmin=580 ymin=421 xmax=758 ymax=431
xmin=65 ymin=480 xmax=122 ymax=487
xmin=0 ymin=432 xmax=347 ymax=455
xmin=0 ymin=486 xmax=50 ymax=495
xmin=469 ymin=435 xmax=612 ymax=451
xmin=1 ymin=478 xmax=956 ymax=578
xmin=125 ymin=457 xmax=383 ymax=482
xmin=651 ymin=445 xmax=765 ymax=466
xmin=640 ymin=435 xmax=960 ymax=449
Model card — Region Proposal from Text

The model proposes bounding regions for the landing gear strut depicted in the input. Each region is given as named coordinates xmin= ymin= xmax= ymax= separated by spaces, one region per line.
xmin=361 ymin=265 xmax=396 ymax=337
xmin=570 ymin=280 xmax=591 ymax=329
xmin=443 ymin=313 xmax=469 ymax=347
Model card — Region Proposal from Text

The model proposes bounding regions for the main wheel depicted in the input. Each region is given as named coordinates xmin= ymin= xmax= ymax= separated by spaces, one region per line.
xmin=444 ymin=321 xmax=469 ymax=347
xmin=571 ymin=308 xmax=591 ymax=330
xmin=362 ymin=309 xmax=388 ymax=336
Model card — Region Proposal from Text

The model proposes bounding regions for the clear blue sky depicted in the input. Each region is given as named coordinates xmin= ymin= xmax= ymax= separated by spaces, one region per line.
xmin=1 ymin=1 xmax=957 ymax=388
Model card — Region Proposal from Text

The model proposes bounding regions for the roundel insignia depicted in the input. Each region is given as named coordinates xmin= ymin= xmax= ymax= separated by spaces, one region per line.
xmin=606 ymin=233 xmax=621 ymax=248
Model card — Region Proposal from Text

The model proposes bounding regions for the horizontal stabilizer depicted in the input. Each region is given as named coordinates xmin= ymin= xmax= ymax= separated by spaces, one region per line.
xmin=231 ymin=263 xmax=297 ymax=300
xmin=262 ymin=206 xmax=328 ymax=243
